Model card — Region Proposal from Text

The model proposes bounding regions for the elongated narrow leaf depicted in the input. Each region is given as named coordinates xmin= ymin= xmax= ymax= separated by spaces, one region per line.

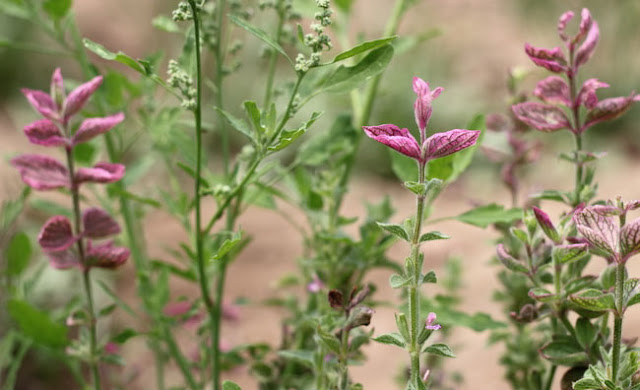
xmin=230 ymin=15 xmax=293 ymax=67
xmin=570 ymin=289 xmax=615 ymax=312
xmin=277 ymin=350 xmax=314 ymax=368
xmin=216 ymin=107 xmax=254 ymax=143
xmin=376 ymin=222 xmax=410 ymax=242
xmin=419 ymin=231 xmax=450 ymax=243
xmin=372 ymin=332 xmax=405 ymax=348
xmin=327 ymin=37 xmax=397 ymax=64
xmin=424 ymin=343 xmax=455 ymax=358
xmin=317 ymin=45 xmax=394 ymax=94
xmin=457 ymin=204 xmax=522 ymax=228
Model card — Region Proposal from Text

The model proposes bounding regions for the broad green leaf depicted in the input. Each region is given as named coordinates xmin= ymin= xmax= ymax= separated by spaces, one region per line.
xmin=553 ymin=244 xmax=589 ymax=265
xmin=539 ymin=338 xmax=588 ymax=366
xmin=277 ymin=350 xmax=314 ymax=368
xmin=391 ymin=153 xmax=418 ymax=183
xmin=152 ymin=15 xmax=180 ymax=33
xmin=372 ymin=332 xmax=405 ymax=348
xmin=316 ymin=327 xmax=341 ymax=354
xmin=327 ymin=37 xmax=397 ymax=64
xmin=111 ymin=328 xmax=138 ymax=344
xmin=216 ymin=107 xmax=254 ymax=143
xmin=570 ymin=289 xmax=615 ymax=312
xmin=424 ymin=343 xmax=455 ymax=358
xmin=376 ymin=222 xmax=410 ymax=242
xmin=419 ymin=231 xmax=450 ymax=243
xmin=390 ymin=274 xmax=410 ymax=289
xmin=316 ymin=45 xmax=394 ymax=94
xmin=572 ymin=378 xmax=602 ymax=390
xmin=426 ymin=114 xmax=485 ymax=183
xmin=6 ymin=232 xmax=31 ymax=276
xmin=575 ymin=318 xmax=597 ymax=349
xmin=456 ymin=204 xmax=522 ymax=228
xmin=7 ymin=300 xmax=68 ymax=348
xmin=222 ymin=381 xmax=243 ymax=390
xmin=230 ymin=15 xmax=293 ymax=67
xmin=42 ymin=0 xmax=71 ymax=21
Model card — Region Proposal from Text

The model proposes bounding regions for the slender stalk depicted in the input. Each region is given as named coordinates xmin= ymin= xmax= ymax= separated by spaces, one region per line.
xmin=214 ymin=0 xmax=230 ymax=176
xmin=612 ymin=261 xmax=625 ymax=382
xmin=64 ymin=146 xmax=100 ymax=390
xmin=567 ymin=51 xmax=584 ymax=207
xmin=338 ymin=314 xmax=351 ymax=390
xmin=264 ymin=1 xmax=285 ymax=108
xmin=542 ymin=365 xmax=557 ymax=390
xmin=407 ymin=162 xmax=427 ymax=387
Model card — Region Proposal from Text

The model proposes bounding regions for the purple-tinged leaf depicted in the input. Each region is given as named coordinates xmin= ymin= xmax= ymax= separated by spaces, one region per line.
xmin=72 ymin=113 xmax=125 ymax=145
xmin=38 ymin=216 xmax=76 ymax=252
xmin=10 ymin=154 xmax=70 ymax=190
xmin=557 ymin=11 xmax=574 ymax=42
xmin=362 ymin=124 xmax=421 ymax=160
xmin=574 ymin=20 xmax=599 ymax=69
xmin=590 ymin=205 xmax=621 ymax=216
xmin=22 ymin=88 xmax=60 ymax=121
xmin=50 ymin=68 xmax=65 ymax=107
xmin=63 ymin=76 xmax=103 ymax=119
xmin=23 ymin=119 xmax=68 ymax=147
xmin=424 ymin=129 xmax=480 ymax=160
xmin=532 ymin=207 xmax=561 ymax=243
xmin=574 ymin=206 xmax=619 ymax=258
xmin=496 ymin=244 xmax=529 ymax=273
xmin=572 ymin=9 xmax=593 ymax=46
xmin=553 ymin=243 xmax=589 ymax=265
xmin=412 ymin=77 xmax=443 ymax=138
xmin=47 ymin=249 xmax=80 ymax=269
xmin=512 ymin=102 xmax=572 ymax=132
xmin=86 ymin=241 xmax=130 ymax=269
xmin=82 ymin=208 xmax=121 ymax=239
xmin=75 ymin=162 xmax=125 ymax=185
xmin=624 ymin=200 xmax=640 ymax=212
xmin=529 ymin=287 xmax=556 ymax=303
xmin=583 ymin=94 xmax=638 ymax=131
xmin=524 ymin=44 xmax=567 ymax=73
xmin=577 ymin=79 xmax=609 ymax=109
xmin=620 ymin=218 xmax=640 ymax=261
xmin=533 ymin=76 xmax=571 ymax=106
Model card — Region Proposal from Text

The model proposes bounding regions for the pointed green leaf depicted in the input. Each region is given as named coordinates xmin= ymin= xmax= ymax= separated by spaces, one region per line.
xmin=5 ymin=232 xmax=31 ymax=276
xmin=539 ymin=338 xmax=588 ymax=366
xmin=152 ymin=15 xmax=180 ymax=33
xmin=570 ymin=289 xmax=615 ymax=312
xmin=395 ymin=313 xmax=410 ymax=342
xmin=457 ymin=204 xmax=523 ymax=228
xmin=7 ymin=300 xmax=68 ymax=348
xmin=216 ymin=107 xmax=254 ymax=143
xmin=575 ymin=318 xmax=597 ymax=349
xmin=277 ymin=350 xmax=314 ymax=368
xmin=372 ymin=332 xmax=405 ymax=348
xmin=422 ymin=270 xmax=437 ymax=284
xmin=572 ymin=378 xmax=602 ymax=390
xmin=424 ymin=343 xmax=455 ymax=358
xmin=529 ymin=287 xmax=557 ymax=303
xmin=376 ymin=222 xmax=410 ymax=242
xmin=230 ymin=15 xmax=293 ymax=67
xmin=43 ymin=0 xmax=72 ymax=21
xmin=419 ymin=231 xmax=450 ymax=243
xmin=316 ymin=327 xmax=341 ymax=354
xmin=327 ymin=37 xmax=397 ymax=64
xmin=553 ymin=244 xmax=589 ymax=265
xmin=624 ymin=278 xmax=640 ymax=309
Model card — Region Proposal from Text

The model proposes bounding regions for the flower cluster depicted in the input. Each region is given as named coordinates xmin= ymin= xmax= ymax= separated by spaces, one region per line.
xmin=11 ymin=69 xmax=129 ymax=270
xmin=512 ymin=9 xmax=639 ymax=135
xmin=363 ymin=77 xmax=480 ymax=166
xmin=295 ymin=0 xmax=333 ymax=73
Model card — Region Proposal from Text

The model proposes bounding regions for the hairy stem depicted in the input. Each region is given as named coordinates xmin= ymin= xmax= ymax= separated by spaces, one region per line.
xmin=567 ymin=54 xmax=584 ymax=206
xmin=612 ymin=262 xmax=625 ymax=382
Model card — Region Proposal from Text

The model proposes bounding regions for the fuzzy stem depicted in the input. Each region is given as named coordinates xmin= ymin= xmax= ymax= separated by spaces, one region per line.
xmin=407 ymin=162 xmax=427 ymax=387
xmin=567 ymin=52 xmax=584 ymax=206
xmin=612 ymin=261 xmax=625 ymax=382
xmin=64 ymin=146 xmax=100 ymax=390
xmin=339 ymin=323 xmax=351 ymax=390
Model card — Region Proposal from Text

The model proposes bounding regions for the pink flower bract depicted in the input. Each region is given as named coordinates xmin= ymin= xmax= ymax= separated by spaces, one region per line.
xmin=11 ymin=154 xmax=70 ymax=190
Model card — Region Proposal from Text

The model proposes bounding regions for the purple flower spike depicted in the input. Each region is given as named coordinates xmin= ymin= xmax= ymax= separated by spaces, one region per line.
xmin=524 ymin=44 xmax=567 ymax=73
xmin=75 ymin=162 xmax=125 ymax=185
xmin=557 ymin=11 xmax=574 ymax=41
xmin=11 ymin=154 xmax=70 ymax=190
xmin=47 ymin=249 xmax=80 ymax=269
xmin=533 ymin=76 xmax=571 ymax=106
xmin=512 ymin=102 xmax=572 ymax=132
xmin=532 ymin=207 xmax=561 ymax=243
xmin=577 ymin=79 xmax=610 ymax=109
xmin=72 ymin=113 xmax=125 ymax=146
xmin=424 ymin=129 xmax=480 ymax=161
xmin=574 ymin=18 xmax=599 ymax=69
xmin=362 ymin=124 xmax=422 ymax=161
xmin=63 ymin=76 xmax=103 ymax=120
xmin=425 ymin=312 xmax=441 ymax=330
xmin=574 ymin=206 xmax=619 ymax=259
xmin=38 ymin=216 xmax=77 ymax=252
xmin=583 ymin=93 xmax=639 ymax=131
xmin=22 ymin=88 xmax=60 ymax=122
xmin=82 ymin=208 xmax=121 ymax=239
xmin=413 ymin=77 xmax=443 ymax=139
xmin=23 ymin=119 xmax=67 ymax=147
xmin=86 ymin=241 xmax=130 ymax=269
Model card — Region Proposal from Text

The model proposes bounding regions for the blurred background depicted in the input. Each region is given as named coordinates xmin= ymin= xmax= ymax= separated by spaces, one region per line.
xmin=1 ymin=0 xmax=640 ymax=389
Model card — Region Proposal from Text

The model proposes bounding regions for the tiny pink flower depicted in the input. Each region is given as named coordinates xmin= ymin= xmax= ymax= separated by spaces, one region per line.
xmin=307 ymin=274 xmax=325 ymax=293
xmin=104 ymin=342 xmax=119 ymax=355
xmin=425 ymin=312 xmax=441 ymax=330
xmin=413 ymin=77 xmax=443 ymax=140
xmin=422 ymin=369 xmax=431 ymax=382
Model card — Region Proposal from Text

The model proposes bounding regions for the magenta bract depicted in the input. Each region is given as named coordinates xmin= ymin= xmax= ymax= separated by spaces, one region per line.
xmin=511 ymin=102 xmax=571 ymax=132
xmin=75 ymin=163 xmax=125 ymax=185
xmin=38 ymin=216 xmax=77 ymax=252
xmin=532 ymin=207 xmax=561 ymax=243
xmin=425 ymin=312 xmax=441 ymax=330
xmin=24 ymin=119 xmax=68 ymax=147
xmin=63 ymin=76 xmax=103 ymax=120
xmin=524 ymin=44 xmax=567 ymax=73
xmin=533 ymin=76 xmax=571 ymax=106
xmin=85 ymin=241 xmax=130 ymax=269
xmin=73 ymin=113 xmax=125 ymax=146
xmin=557 ymin=11 xmax=574 ymax=42
xmin=11 ymin=154 xmax=70 ymax=190
xmin=362 ymin=124 xmax=422 ymax=161
xmin=47 ymin=249 xmax=80 ymax=269
xmin=413 ymin=77 xmax=443 ymax=140
xmin=82 ymin=207 xmax=121 ymax=239
xmin=574 ymin=19 xmax=599 ymax=70
xmin=574 ymin=206 xmax=619 ymax=258
xmin=577 ymin=79 xmax=609 ymax=109
xmin=424 ymin=130 xmax=480 ymax=161
xmin=583 ymin=94 xmax=640 ymax=131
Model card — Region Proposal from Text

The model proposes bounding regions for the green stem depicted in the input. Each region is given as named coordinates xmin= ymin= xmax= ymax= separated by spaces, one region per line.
xmin=263 ymin=2 xmax=285 ymax=108
xmin=161 ymin=324 xmax=199 ymax=390
xmin=408 ymin=162 xmax=426 ymax=387
xmin=215 ymin=0 xmax=229 ymax=176
xmin=612 ymin=262 xmax=625 ymax=382
xmin=65 ymin=146 xmax=101 ymax=390
xmin=542 ymin=365 xmax=557 ymax=390
xmin=567 ymin=54 xmax=583 ymax=206
xmin=339 ymin=323 xmax=350 ymax=390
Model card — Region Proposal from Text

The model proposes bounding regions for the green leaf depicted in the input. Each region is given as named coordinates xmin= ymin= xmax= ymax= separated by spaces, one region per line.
xmin=277 ymin=350 xmax=314 ymax=368
xmin=456 ymin=204 xmax=522 ymax=228
xmin=570 ymin=289 xmax=615 ymax=312
xmin=390 ymin=274 xmax=411 ymax=289
xmin=419 ymin=231 xmax=450 ymax=243
xmin=316 ymin=45 xmax=394 ymax=94
xmin=553 ymin=244 xmax=589 ymax=265
xmin=216 ymin=107 xmax=254 ymax=143
xmin=269 ymin=112 xmax=322 ymax=152
xmin=372 ymin=332 xmax=405 ymax=348
xmin=152 ymin=15 xmax=180 ymax=33
xmin=424 ymin=343 xmax=455 ymax=358
xmin=624 ymin=278 xmax=640 ymax=309
xmin=42 ymin=0 xmax=72 ymax=21
xmin=316 ymin=327 xmax=341 ymax=354
xmin=422 ymin=270 xmax=437 ymax=284
xmin=528 ymin=287 xmax=557 ymax=303
xmin=7 ymin=300 xmax=68 ymax=348
xmin=327 ymin=37 xmax=397 ymax=64
xmin=539 ymin=338 xmax=588 ymax=366
xmin=211 ymin=231 xmax=243 ymax=261
xmin=84 ymin=38 xmax=144 ymax=73
xmin=572 ymin=378 xmax=602 ymax=390
xmin=222 ymin=380 xmax=243 ymax=390
xmin=5 ymin=232 xmax=31 ymax=276
xmin=395 ymin=313 xmax=410 ymax=342
xmin=575 ymin=318 xmax=597 ymax=349
xmin=376 ymin=222 xmax=410 ymax=242
xmin=510 ymin=227 xmax=529 ymax=244
xmin=230 ymin=15 xmax=293 ymax=67
xmin=1 ymin=188 xmax=29 ymax=230
xmin=244 ymin=101 xmax=264 ymax=136
xmin=30 ymin=199 xmax=71 ymax=218
xmin=426 ymin=114 xmax=485 ymax=183
xmin=391 ymin=153 xmax=418 ymax=183
xmin=111 ymin=328 xmax=138 ymax=344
